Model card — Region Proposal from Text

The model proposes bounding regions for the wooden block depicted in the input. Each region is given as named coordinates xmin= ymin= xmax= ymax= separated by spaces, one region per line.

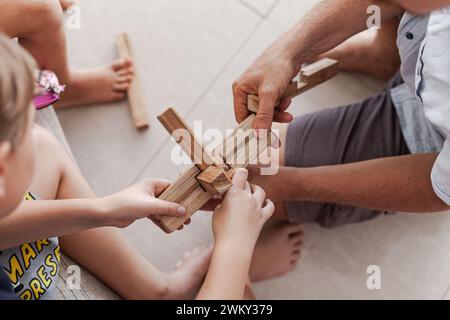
xmin=156 ymin=114 xmax=277 ymax=233
xmin=300 ymin=57 xmax=340 ymax=84
xmin=158 ymin=107 xmax=222 ymax=171
xmin=196 ymin=166 xmax=232 ymax=195
xmin=247 ymin=58 xmax=339 ymax=113
xmin=116 ymin=33 xmax=150 ymax=129
xmin=154 ymin=166 xmax=210 ymax=233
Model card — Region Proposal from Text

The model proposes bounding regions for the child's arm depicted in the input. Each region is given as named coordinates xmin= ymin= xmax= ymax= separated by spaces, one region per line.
xmin=0 ymin=179 xmax=186 ymax=250
xmin=197 ymin=169 xmax=274 ymax=300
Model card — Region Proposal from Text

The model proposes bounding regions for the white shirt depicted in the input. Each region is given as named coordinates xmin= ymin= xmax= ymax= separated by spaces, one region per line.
xmin=419 ymin=7 xmax=450 ymax=205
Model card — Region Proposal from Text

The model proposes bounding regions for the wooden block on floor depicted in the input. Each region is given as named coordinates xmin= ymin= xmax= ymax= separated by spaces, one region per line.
xmin=116 ymin=33 xmax=150 ymax=130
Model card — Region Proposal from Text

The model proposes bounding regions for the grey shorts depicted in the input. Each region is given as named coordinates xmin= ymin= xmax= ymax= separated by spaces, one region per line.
xmin=285 ymin=72 xmax=410 ymax=229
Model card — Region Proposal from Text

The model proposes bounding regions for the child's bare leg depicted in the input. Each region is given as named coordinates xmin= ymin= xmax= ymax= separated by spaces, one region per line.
xmin=30 ymin=126 xmax=211 ymax=299
xmin=322 ymin=18 xmax=401 ymax=80
xmin=0 ymin=0 xmax=133 ymax=109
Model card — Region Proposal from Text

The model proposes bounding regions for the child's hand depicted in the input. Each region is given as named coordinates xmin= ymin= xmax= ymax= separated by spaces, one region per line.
xmin=212 ymin=169 xmax=274 ymax=250
xmin=97 ymin=179 xmax=186 ymax=228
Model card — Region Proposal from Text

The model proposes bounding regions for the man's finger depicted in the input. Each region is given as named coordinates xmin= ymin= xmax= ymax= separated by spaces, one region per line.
xmin=278 ymin=97 xmax=292 ymax=112
xmin=233 ymin=83 xmax=251 ymax=123
xmin=231 ymin=168 xmax=249 ymax=191
xmin=254 ymin=89 xmax=279 ymax=132
xmin=273 ymin=111 xmax=294 ymax=123
xmin=149 ymin=198 xmax=186 ymax=217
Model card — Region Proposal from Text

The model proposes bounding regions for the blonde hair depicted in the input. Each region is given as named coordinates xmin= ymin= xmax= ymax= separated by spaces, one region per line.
xmin=0 ymin=33 xmax=36 ymax=147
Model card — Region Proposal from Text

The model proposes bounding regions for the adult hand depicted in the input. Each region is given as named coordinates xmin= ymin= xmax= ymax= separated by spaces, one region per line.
xmin=232 ymin=41 xmax=300 ymax=131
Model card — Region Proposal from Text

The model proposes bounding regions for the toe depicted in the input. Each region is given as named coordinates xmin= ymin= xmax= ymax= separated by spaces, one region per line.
xmin=112 ymin=58 xmax=133 ymax=71
xmin=117 ymin=68 xmax=134 ymax=77
xmin=117 ymin=75 xmax=133 ymax=84
xmin=290 ymin=233 xmax=304 ymax=245
xmin=291 ymin=251 xmax=301 ymax=264
xmin=287 ymin=223 xmax=304 ymax=235
xmin=113 ymin=82 xmax=131 ymax=92
xmin=112 ymin=92 xmax=127 ymax=101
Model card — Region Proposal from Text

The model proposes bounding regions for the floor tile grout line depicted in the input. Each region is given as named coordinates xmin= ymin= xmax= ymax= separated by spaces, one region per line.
xmin=236 ymin=0 xmax=266 ymax=19
xmin=266 ymin=0 xmax=282 ymax=18
xmin=441 ymin=284 xmax=450 ymax=300
xmin=130 ymin=19 xmax=266 ymax=184
xmin=236 ymin=0 xmax=281 ymax=19
xmin=184 ymin=20 xmax=264 ymax=119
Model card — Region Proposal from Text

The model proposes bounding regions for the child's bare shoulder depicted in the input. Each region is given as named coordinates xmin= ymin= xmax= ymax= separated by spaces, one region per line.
xmin=32 ymin=125 xmax=64 ymax=152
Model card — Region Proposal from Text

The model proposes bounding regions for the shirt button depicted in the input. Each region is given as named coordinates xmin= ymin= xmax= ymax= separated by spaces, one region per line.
xmin=406 ymin=32 xmax=414 ymax=40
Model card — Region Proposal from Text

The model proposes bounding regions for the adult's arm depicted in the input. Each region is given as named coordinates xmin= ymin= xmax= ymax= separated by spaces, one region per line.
xmin=258 ymin=154 xmax=449 ymax=213
xmin=233 ymin=0 xmax=403 ymax=130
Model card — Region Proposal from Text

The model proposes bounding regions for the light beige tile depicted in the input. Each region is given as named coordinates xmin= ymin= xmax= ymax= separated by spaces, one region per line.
xmin=58 ymin=0 xmax=261 ymax=195
xmin=254 ymin=213 xmax=450 ymax=300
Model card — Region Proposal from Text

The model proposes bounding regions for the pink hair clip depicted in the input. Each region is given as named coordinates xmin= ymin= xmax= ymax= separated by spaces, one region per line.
xmin=33 ymin=70 xmax=66 ymax=110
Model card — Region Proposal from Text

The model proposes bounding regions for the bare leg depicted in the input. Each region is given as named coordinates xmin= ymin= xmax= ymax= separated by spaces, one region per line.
xmin=29 ymin=126 xmax=211 ymax=299
xmin=322 ymin=18 xmax=401 ymax=80
xmin=0 ymin=0 xmax=133 ymax=109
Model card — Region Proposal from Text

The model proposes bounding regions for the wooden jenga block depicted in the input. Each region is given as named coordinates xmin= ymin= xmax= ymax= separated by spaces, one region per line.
xmin=158 ymin=108 xmax=220 ymax=171
xmin=116 ymin=33 xmax=150 ymax=129
xmin=197 ymin=166 xmax=233 ymax=196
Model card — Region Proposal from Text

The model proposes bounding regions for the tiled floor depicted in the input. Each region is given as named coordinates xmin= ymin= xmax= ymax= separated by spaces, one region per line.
xmin=58 ymin=0 xmax=450 ymax=299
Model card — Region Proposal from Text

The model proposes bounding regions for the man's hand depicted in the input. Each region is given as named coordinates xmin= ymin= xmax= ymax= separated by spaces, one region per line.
xmin=97 ymin=179 xmax=187 ymax=228
xmin=232 ymin=41 xmax=299 ymax=131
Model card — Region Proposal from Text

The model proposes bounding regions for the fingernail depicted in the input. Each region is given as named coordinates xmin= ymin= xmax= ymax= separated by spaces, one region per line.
xmin=178 ymin=207 xmax=187 ymax=216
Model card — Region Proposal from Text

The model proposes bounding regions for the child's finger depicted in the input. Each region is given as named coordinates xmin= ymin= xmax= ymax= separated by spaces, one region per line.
xmin=231 ymin=168 xmax=249 ymax=190
xmin=149 ymin=198 xmax=186 ymax=217
xmin=251 ymin=184 xmax=266 ymax=208
xmin=261 ymin=199 xmax=275 ymax=221
xmin=245 ymin=182 xmax=252 ymax=193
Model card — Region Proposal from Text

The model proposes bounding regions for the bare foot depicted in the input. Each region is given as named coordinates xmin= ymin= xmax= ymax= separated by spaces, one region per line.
xmin=57 ymin=59 xmax=134 ymax=108
xmin=250 ymin=222 xmax=303 ymax=282
xmin=322 ymin=21 xmax=400 ymax=80
xmin=59 ymin=0 xmax=74 ymax=11
xmin=164 ymin=246 xmax=213 ymax=299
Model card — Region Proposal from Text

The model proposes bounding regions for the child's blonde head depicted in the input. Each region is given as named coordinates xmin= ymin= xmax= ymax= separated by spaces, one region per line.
xmin=0 ymin=34 xmax=36 ymax=147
